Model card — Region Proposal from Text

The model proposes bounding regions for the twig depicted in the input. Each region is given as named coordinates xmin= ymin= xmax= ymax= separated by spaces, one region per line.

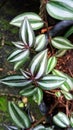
xmin=66 ymin=101 xmax=69 ymax=116
xmin=31 ymin=116 xmax=46 ymax=129
xmin=45 ymin=90 xmax=55 ymax=96
xmin=48 ymin=101 xmax=59 ymax=114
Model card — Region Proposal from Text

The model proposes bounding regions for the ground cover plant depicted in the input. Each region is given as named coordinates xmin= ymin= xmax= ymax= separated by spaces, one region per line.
xmin=0 ymin=0 xmax=73 ymax=130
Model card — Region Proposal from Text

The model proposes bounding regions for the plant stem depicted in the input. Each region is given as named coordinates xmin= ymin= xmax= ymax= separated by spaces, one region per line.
xmin=39 ymin=0 xmax=47 ymax=20
xmin=48 ymin=101 xmax=58 ymax=114
xmin=31 ymin=116 xmax=46 ymax=129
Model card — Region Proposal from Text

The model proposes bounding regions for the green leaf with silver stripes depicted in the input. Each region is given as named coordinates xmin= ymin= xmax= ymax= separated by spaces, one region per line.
xmin=32 ymin=88 xmax=43 ymax=105
xmin=61 ymin=90 xmax=73 ymax=100
xmin=8 ymin=102 xmax=31 ymax=128
xmin=20 ymin=17 xmax=35 ymax=47
xmin=14 ymin=56 xmax=29 ymax=70
xmin=55 ymin=50 xmax=67 ymax=58
xmin=10 ymin=12 xmax=44 ymax=30
xmin=52 ymin=69 xmax=73 ymax=91
xmin=0 ymin=75 xmax=32 ymax=87
xmin=30 ymin=49 xmax=48 ymax=79
xmin=8 ymin=49 xmax=29 ymax=62
xmin=46 ymin=56 xmax=57 ymax=74
xmin=46 ymin=0 xmax=73 ymax=20
xmin=53 ymin=112 xmax=70 ymax=128
xmin=51 ymin=37 xmax=73 ymax=50
xmin=19 ymin=85 xmax=37 ymax=97
xmin=37 ymin=75 xmax=66 ymax=90
xmin=35 ymin=34 xmax=48 ymax=51
xmin=32 ymin=125 xmax=46 ymax=130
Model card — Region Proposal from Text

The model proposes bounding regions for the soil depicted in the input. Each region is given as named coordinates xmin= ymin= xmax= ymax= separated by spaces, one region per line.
xmin=56 ymin=50 xmax=73 ymax=77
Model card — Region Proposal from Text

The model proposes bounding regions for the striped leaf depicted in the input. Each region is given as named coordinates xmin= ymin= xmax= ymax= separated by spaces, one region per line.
xmin=14 ymin=57 xmax=29 ymax=70
xmin=8 ymin=102 xmax=31 ymax=128
xmin=46 ymin=56 xmax=57 ymax=74
xmin=8 ymin=49 xmax=29 ymax=62
xmin=55 ymin=91 xmax=61 ymax=98
xmin=0 ymin=75 xmax=32 ymax=87
xmin=37 ymin=75 xmax=65 ymax=90
xmin=35 ymin=34 xmax=47 ymax=51
xmin=8 ymin=49 xmax=22 ymax=61
xmin=20 ymin=85 xmax=37 ymax=97
xmin=51 ymin=37 xmax=73 ymax=50
xmin=61 ymin=90 xmax=73 ymax=100
xmin=30 ymin=49 xmax=48 ymax=79
xmin=64 ymin=26 xmax=73 ymax=38
xmin=20 ymin=69 xmax=31 ymax=79
xmin=10 ymin=12 xmax=44 ymax=30
xmin=20 ymin=17 xmax=35 ymax=47
xmin=55 ymin=50 xmax=67 ymax=57
xmin=53 ymin=112 xmax=70 ymax=128
xmin=33 ymin=88 xmax=43 ymax=105
xmin=46 ymin=0 xmax=73 ymax=20
xmin=52 ymin=69 xmax=73 ymax=91
xmin=3 ymin=124 xmax=18 ymax=130
xmin=33 ymin=125 xmax=45 ymax=130
xmin=12 ymin=41 xmax=24 ymax=49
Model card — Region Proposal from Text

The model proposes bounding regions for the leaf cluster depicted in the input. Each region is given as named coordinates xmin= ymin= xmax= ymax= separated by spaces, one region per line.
xmin=0 ymin=0 xmax=73 ymax=130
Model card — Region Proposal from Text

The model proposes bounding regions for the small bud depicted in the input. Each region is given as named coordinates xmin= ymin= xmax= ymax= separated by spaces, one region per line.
xmin=22 ymin=97 xmax=28 ymax=104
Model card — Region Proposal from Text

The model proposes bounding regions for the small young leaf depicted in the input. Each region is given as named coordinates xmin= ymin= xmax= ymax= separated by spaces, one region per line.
xmin=32 ymin=125 xmax=45 ymax=130
xmin=53 ymin=112 xmax=70 ymax=128
xmin=8 ymin=102 xmax=31 ymax=128
xmin=12 ymin=41 xmax=24 ymax=49
xmin=55 ymin=50 xmax=67 ymax=57
xmin=30 ymin=49 xmax=48 ymax=79
xmin=51 ymin=37 xmax=73 ymax=50
xmin=61 ymin=90 xmax=73 ymax=100
xmin=20 ymin=17 xmax=35 ymax=47
xmin=46 ymin=0 xmax=73 ymax=20
xmin=52 ymin=69 xmax=73 ymax=91
xmin=10 ymin=12 xmax=44 ymax=30
xmin=55 ymin=91 xmax=61 ymax=98
xmin=46 ymin=56 xmax=57 ymax=74
xmin=20 ymin=85 xmax=37 ymax=97
xmin=35 ymin=34 xmax=47 ymax=51
xmin=0 ymin=75 xmax=32 ymax=87
xmin=37 ymin=75 xmax=66 ymax=90
xmin=20 ymin=69 xmax=31 ymax=79
xmin=33 ymin=88 xmax=43 ymax=105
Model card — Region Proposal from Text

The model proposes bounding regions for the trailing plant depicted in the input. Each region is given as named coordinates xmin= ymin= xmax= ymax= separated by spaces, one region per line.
xmin=0 ymin=0 xmax=73 ymax=130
